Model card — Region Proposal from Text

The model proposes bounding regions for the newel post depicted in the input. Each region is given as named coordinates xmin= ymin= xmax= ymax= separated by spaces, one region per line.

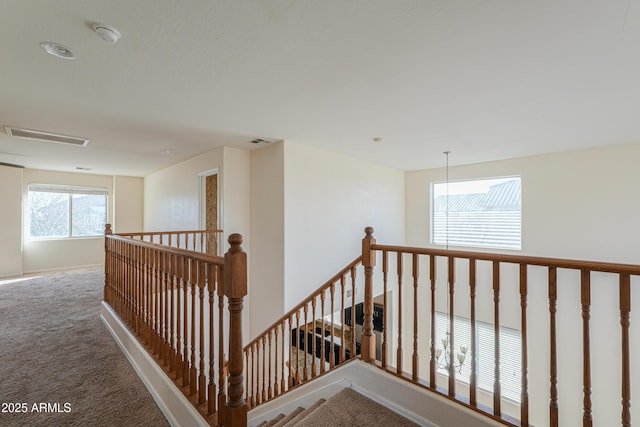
xmin=361 ymin=226 xmax=377 ymax=363
xmin=104 ymin=224 xmax=113 ymax=303
xmin=223 ymin=234 xmax=248 ymax=427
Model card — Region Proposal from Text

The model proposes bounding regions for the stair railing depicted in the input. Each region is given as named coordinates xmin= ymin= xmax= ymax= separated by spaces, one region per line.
xmin=361 ymin=226 xmax=638 ymax=427
xmin=243 ymin=256 xmax=364 ymax=409
xmin=104 ymin=225 xmax=247 ymax=426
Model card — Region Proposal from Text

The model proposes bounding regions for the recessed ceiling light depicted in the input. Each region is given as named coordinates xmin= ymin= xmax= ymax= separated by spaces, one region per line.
xmin=40 ymin=41 xmax=76 ymax=59
xmin=160 ymin=148 xmax=174 ymax=155
xmin=373 ymin=137 xmax=383 ymax=143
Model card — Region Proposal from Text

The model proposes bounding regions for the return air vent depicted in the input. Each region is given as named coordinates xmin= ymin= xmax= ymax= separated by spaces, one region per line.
xmin=5 ymin=126 xmax=89 ymax=147
xmin=249 ymin=138 xmax=273 ymax=144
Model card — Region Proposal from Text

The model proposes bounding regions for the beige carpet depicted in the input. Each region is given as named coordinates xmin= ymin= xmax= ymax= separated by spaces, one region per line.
xmin=296 ymin=388 xmax=420 ymax=427
xmin=0 ymin=268 xmax=169 ymax=427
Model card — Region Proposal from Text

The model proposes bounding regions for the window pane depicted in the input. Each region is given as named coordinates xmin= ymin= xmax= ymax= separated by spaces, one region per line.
xmin=433 ymin=177 xmax=521 ymax=250
xmin=71 ymin=194 xmax=107 ymax=237
xmin=29 ymin=192 xmax=69 ymax=238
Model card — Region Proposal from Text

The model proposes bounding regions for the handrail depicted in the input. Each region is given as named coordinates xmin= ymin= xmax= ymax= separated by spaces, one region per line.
xmin=117 ymin=229 xmax=223 ymax=237
xmin=107 ymin=234 xmax=224 ymax=265
xmin=243 ymin=256 xmax=364 ymax=409
xmin=112 ymin=226 xmax=223 ymax=255
xmin=372 ymin=243 xmax=640 ymax=275
xmin=244 ymin=256 xmax=363 ymax=350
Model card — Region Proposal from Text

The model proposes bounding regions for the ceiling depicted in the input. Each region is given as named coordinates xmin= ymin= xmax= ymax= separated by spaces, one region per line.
xmin=1 ymin=1 xmax=640 ymax=177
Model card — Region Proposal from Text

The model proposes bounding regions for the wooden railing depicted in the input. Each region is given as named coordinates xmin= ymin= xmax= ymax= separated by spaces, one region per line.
xmin=245 ymin=227 xmax=637 ymax=426
xmin=243 ymin=256 xmax=364 ymax=409
xmin=115 ymin=228 xmax=223 ymax=255
xmin=104 ymin=225 xmax=247 ymax=426
xmin=362 ymin=227 xmax=637 ymax=426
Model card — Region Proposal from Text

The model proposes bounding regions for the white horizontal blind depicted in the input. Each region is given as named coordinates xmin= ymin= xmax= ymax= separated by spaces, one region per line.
xmin=434 ymin=311 xmax=522 ymax=403
xmin=28 ymin=184 xmax=108 ymax=195
xmin=432 ymin=177 xmax=521 ymax=250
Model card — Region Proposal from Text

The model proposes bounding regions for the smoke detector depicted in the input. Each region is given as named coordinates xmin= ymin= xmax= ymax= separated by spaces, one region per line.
xmin=93 ymin=24 xmax=121 ymax=44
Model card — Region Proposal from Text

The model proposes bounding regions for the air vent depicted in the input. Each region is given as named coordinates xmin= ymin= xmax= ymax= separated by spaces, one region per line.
xmin=250 ymin=138 xmax=273 ymax=144
xmin=5 ymin=126 xmax=89 ymax=147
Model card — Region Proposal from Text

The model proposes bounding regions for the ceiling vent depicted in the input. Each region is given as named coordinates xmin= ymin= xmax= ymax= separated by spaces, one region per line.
xmin=5 ymin=126 xmax=89 ymax=147
xmin=250 ymin=138 xmax=273 ymax=144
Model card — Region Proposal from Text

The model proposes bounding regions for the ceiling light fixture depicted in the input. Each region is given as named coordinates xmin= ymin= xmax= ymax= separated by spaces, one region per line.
xmin=160 ymin=148 xmax=174 ymax=155
xmin=40 ymin=42 xmax=76 ymax=59
xmin=373 ymin=137 xmax=383 ymax=143
xmin=93 ymin=24 xmax=121 ymax=44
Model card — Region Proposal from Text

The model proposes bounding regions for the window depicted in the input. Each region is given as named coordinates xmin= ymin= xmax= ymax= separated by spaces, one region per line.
xmin=28 ymin=185 xmax=108 ymax=239
xmin=432 ymin=177 xmax=521 ymax=250
xmin=434 ymin=311 xmax=522 ymax=403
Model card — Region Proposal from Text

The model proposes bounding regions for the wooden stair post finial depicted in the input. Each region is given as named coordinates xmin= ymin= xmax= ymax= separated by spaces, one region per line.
xmin=224 ymin=233 xmax=248 ymax=427
xmin=361 ymin=226 xmax=377 ymax=363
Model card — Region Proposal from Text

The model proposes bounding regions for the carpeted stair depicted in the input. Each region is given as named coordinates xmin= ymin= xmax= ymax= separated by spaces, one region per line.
xmin=255 ymin=388 xmax=418 ymax=426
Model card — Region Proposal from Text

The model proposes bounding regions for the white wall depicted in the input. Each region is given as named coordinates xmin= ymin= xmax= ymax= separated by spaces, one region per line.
xmin=405 ymin=143 xmax=640 ymax=425
xmin=283 ymin=141 xmax=405 ymax=310
xmin=22 ymin=169 xmax=114 ymax=273
xmin=0 ymin=165 xmax=23 ymax=277
xmin=250 ymin=142 xmax=285 ymax=338
xmin=113 ymin=176 xmax=144 ymax=233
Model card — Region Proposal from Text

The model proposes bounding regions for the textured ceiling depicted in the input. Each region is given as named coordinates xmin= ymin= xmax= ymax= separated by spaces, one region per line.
xmin=1 ymin=1 xmax=639 ymax=176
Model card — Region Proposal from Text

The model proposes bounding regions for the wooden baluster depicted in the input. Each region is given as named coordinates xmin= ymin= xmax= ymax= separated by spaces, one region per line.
xmin=250 ymin=345 xmax=256 ymax=407
xmin=281 ymin=322 xmax=286 ymax=393
xmin=163 ymin=252 xmax=169 ymax=363
xmin=217 ymin=261 xmax=226 ymax=419
xmin=223 ymin=233 xmax=248 ymax=427
xmin=581 ymin=269 xmax=592 ymax=427
xmin=294 ymin=311 xmax=301 ymax=385
xmin=311 ymin=298 xmax=317 ymax=377
xmin=274 ymin=326 xmax=279 ymax=397
xmin=198 ymin=262 xmax=207 ymax=404
xmin=492 ymin=261 xmax=501 ymax=415
xmin=429 ymin=255 xmax=436 ymax=389
xmin=245 ymin=349 xmax=250 ymax=409
xmin=175 ymin=256 xmax=183 ymax=381
xmin=182 ymin=258 xmax=190 ymax=387
xmin=397 ymin=251 xmax=404 ymax=375
xmin=145 ymin=246 xmax=150 ymax=351
xmin=320 ymin=290 xmax=326 ymax=374
xmin=190 ymin=259 xmax=198 ymax=396
xmin=520 ymin=264 xmax=529 ymax=426
xmin=350 ymin=268 xmax=357 ymax=359
xmin=287 ymin=315 xmax=293 ymax=388
xmin=168 ymin=254 xmax=175 ymax=373
xmin=303 ymin=304 xmax=309 ymax=381
xmin=620 ymin=273 xmax=631 ymax=427
xmin=382 ymin=251 xmax=389 ymax=369
xmin=448 ymin=256 xmax=456 ymax=396
xmin=330 ymin=283 xmax=336 ymax=369
xmin=469 ymin=259 xmax=477 ymax=407
xmin=361 ymin=227 xmax=376 ymax=363
xmin=340 ymin=276 xmax=346 ymax=364
xmin=268 ymin=333 xmax=273 ymax=400
xmin=549 ymin=267 xmax=558 ymax=427
xmin=262 ymin=337 xmax=267 ymax=403
xmin=412 ymin=253 xmax=419 ymax=381
xmin=192 ymin=232 xmax=197 ymax=252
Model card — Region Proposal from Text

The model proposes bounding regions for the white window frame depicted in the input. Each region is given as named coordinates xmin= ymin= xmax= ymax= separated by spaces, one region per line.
xmin=28 ymin=184 xmax=108 ymax=240
xmin=431 ymin=176 xmax=522 ymax=250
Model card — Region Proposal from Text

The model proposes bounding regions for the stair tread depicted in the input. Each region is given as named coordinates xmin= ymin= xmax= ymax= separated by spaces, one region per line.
xmin=285 ymin=398 xmax=326 ymax=425
xmin=264 ymin=413 xmax=286 ymax=426
xmin=272 ymin=406 xmax=305 ymax=426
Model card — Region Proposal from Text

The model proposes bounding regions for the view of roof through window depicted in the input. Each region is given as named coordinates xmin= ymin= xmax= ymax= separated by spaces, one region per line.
xmin=432 ymin=177 xmax=521 ymax=250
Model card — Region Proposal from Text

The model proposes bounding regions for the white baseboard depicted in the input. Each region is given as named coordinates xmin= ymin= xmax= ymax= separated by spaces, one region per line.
xmin=100 ymin=302 xmax=208 ymax=427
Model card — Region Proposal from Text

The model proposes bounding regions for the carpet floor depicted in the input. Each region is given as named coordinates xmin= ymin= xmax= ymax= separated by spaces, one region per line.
xmin=0 ymin=268 xmax=169 ymax=427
